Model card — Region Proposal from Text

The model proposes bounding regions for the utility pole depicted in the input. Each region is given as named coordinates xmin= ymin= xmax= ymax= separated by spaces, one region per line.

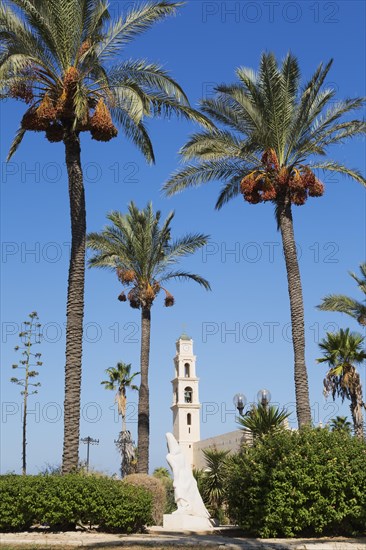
xmin=80 ymin=436 xmax=99 ymax=471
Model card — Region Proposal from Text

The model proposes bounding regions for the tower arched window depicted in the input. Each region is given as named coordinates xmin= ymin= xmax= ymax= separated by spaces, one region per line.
xmin=184 ymin=386 xmax=193 ymax=403
xmin=184 ymin=363 xmax=190 ymax=377
xmin=187 ymin=413 xmax=192 ymax=425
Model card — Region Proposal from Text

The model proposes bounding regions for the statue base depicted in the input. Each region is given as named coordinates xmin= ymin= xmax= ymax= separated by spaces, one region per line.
xmin=163 ymin=513 xmax=215 ymax=532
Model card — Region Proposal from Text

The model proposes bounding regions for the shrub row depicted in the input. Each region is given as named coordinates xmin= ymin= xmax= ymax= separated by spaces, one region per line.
xmin=0 ymin=474 xmax=152 ymax=533
xmin=226 ymin=428 xmax=366 ymax=537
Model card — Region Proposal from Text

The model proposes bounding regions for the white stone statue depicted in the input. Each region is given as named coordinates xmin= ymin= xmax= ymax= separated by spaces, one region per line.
xmin=164 ymin=433 xmax=212 ymax=529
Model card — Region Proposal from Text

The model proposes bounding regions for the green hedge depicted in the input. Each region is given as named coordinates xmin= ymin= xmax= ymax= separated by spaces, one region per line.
xmin=226 ymin=428 xmax=366 ymax=537
xmin=0 ymin=474 xmax=152 ymax=532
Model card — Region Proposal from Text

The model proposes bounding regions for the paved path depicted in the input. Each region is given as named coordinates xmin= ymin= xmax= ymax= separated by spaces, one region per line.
xmin=0 ymin=531 xmax=365 ymax=549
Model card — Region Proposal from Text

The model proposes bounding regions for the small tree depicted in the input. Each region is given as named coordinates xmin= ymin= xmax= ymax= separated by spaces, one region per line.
xmin=238 ymin=403 xmax=290 ymax=441
xmin=329 ymin=416 xmax=352 ymax=435
xmin=201 ymin=448 xmax=230 ymax=520
xmin=11 ymin=312 xmax=43 ymax=475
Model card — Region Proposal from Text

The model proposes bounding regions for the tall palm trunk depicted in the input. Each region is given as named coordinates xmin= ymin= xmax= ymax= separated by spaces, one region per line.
xmin=137 ymin=306 xmax=151 ymax=473
xmin=121 ymin=395 xmax=127 ymax=478
xmin=62 ymin=130 xmax=86 ymax=473
xmin=277 ymin=194 xmax=312 ymax=427
xmin=349 ymin=369 xmax=364 ymax=439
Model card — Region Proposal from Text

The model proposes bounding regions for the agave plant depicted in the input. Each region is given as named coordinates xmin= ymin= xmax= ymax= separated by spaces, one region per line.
xmin=238 ymin=403 xmax=290 ymax=440
xmin=164 ymin=53 xmax=366 ymax=428
xmin=0 ymin=0 xmax=210 ymax=473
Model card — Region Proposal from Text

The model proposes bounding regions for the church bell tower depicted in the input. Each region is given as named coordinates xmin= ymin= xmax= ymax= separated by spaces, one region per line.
xmin=171 ymin=332 xmax=201 ymax=468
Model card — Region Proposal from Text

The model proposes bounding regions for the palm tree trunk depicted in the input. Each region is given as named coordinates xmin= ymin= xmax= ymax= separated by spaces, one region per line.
xmin=62 ymin=130 xmax=86 ymax=474
xmin=137 ymin=306 xmax=151 ymax=473
xmin=350 ymin=372 xmax=364 ymax=439
xmin=121 ymin=410 xmax=127 ymax=478
xmin=277 ymin=196 xmax=312 ymax=427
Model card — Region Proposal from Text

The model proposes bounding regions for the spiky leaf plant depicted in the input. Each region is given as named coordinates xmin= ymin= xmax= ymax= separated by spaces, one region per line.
xmin=238 ymin=403 xmax=290 ymax=440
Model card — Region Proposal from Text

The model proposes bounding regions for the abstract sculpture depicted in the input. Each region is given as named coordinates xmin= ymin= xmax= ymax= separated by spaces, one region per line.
xmin=163 ymin=432 xmax=214 ymax=530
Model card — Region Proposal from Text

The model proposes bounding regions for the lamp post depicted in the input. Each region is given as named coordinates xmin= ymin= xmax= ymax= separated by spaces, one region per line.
xmin=233 ymin=393 xmax=247 ymax=416
xmin=233 ymin=389 xmax=271 ymax=416
xmin=80 ymin=436 xmax=99 ymax=471
xmin=257 ymin=389 xmax=271 ymax=411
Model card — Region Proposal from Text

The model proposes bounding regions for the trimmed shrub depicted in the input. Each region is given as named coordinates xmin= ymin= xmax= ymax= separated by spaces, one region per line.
xmin=123 ymin=474 xmax=166 ymax=525
xmin=226 ymin=428 xmax=366 ymax=537
xmin=0 ymin=474 xmax=152 ymax=533
xmin=153 ymin=468 xmax=176 ymax=514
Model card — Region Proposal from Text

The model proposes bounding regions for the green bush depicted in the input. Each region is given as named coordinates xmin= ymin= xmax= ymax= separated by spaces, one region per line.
xmin=0 ymin=474 xmax=152 ymax=533
xmin=226 ymin=428 xmax=366 ymax=537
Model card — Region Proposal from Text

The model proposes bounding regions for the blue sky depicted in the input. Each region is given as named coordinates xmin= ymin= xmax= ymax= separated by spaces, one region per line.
xmin=1 ymin=0 xmax=365 ymax=475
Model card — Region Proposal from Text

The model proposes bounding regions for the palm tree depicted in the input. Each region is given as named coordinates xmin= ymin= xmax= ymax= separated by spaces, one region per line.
xmin=329 ymin=415 xmax=352 ymax=435
xmin=1 ymin=0 xmax=210 ymax=473
xmin=201 ymin=448 xmax=230 ymax=518
xmin=317 ymin=329 xmax=366 ymax=438
xmin=101 ymin=361 xmax=139 ymax=477
xmin=87 ymin=202 xmax=210 ymax=472
xmin=317 ymin=263 xmax=366 ymax=327
xmin=163 ymin=53 xmax=366 ymax=428
xmin=238 ymin=403 xmax=290 ymax=440
xmin=101 ymin=362 xmax=139 ymax=432
xmin=153 ymin=466 xmax=171 ymax=479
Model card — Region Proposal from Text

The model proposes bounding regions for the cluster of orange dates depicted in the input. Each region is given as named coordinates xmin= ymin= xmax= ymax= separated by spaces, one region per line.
xmin=116 ymin=269 xmax=175 ymax=308
xmin=14 ymin=65 xmax=118 ymax=142
xmin=240 ymin=149 xmax=324 ymax=205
